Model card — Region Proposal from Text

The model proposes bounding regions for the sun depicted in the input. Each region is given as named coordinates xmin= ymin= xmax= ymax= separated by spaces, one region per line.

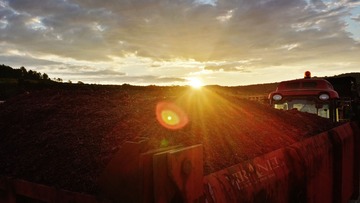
xmin=188 ymin=78 xmax=203 ymax=89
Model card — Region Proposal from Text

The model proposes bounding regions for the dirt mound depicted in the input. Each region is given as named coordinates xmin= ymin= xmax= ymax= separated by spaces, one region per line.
xmin=0 ymin=85 xmax=336 ymax=194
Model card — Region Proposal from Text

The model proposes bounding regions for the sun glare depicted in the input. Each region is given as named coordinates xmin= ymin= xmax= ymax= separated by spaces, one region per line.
xmin=189 ymin=78 xmax=203 ymax=89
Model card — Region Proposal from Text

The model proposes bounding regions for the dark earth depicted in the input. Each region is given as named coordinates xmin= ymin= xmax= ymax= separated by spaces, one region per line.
xmin=0 ymin=85 xmax=337 ymax=195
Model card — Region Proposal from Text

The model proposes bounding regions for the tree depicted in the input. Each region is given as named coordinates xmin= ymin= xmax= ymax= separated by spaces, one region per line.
xmin=0 ymin=64 xmax=15 ymax=78
xmin=0 ymin=64 xmax=62 ymax=82
xmin=27 ymin=70 xmax=34 ymax=79
xmin=20 ymin=67 xmax=27 ymax=78
xmin=35 ymin=71 xmax=41 ymax=80
xmin=42 ymin=73 xmax=49 ymax=80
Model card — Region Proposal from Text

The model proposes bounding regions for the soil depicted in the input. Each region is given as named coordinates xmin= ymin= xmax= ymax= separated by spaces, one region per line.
xmin=0 ymin=85 xmax=336 ymax=195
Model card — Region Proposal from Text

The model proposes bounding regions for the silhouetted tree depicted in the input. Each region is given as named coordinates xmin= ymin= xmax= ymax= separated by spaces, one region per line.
xmin=0 ymin=64 xmax=16 ymax=78
xmin=42 ymin=73 xmax=49 ymax=80
xmin=27 ymin=70 xmax=34 ymax=79
xmin=20 ymin=66 xmax=27 ymax=78
xmin=0 ymin=64 xmax=62 ymax=82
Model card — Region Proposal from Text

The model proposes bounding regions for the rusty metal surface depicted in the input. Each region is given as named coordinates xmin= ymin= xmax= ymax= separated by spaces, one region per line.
xmin=330 ymin=123 xmax=356 ymax=203
xmin=99 ymin=139 xmax=202 ymax=203
xmin=351 ymin=121 xmax=360 ymax=200
xmin=204 ymin=128 xmax=340 ymax=202
xmin=153 ymin=144 xmax=203 ymax=203
xmin=202 ymin=122 xmax=360 ymax=203
xmin=167 ymin=144 xmax=203 ymax=202
xmin=98 ymin=138 xmax=149 ymax=202
xmin=289 ymin=132 xmax=334 ymax=203
xmin=203 ymin=147 xmax=291 ymax=203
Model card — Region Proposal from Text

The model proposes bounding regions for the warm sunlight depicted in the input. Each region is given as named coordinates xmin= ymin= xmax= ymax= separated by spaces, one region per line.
xmin=189 ymin=78 xmax=204 ymax=89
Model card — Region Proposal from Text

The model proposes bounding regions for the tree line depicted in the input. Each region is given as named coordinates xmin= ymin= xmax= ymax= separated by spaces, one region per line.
xmin=0 ymin=64 xmax=63 ymax=82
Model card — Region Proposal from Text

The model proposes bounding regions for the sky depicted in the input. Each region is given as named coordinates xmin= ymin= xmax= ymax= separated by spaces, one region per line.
xmin=0 ymin=0 xmax=360 ymax=86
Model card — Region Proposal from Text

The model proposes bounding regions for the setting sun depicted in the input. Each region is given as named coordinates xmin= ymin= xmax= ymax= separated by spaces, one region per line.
xmin=189 ymin=78 xmax=203 ymax=89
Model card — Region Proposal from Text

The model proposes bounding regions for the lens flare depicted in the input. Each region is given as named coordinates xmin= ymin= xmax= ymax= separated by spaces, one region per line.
xmin=156 ymin=102 xmax=188 ymax=130
xmin=160 ymin=138 xmax=169 ymax=147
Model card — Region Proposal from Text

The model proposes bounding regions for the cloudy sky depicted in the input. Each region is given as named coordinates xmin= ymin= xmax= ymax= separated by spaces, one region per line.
xmin=0 ymin=0 xmax=359 ymax=86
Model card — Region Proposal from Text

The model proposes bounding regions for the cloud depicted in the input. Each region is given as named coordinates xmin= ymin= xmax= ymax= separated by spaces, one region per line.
xmin=0 ymin=0 xmax=309 ymax=62
xmin=204 ymin=61 xmax=255 ymax=72
xmin=1 ymin=0 xmax=360 ymax=85
xmin=352 ymin=14 xmax=360 ymax=21
xmin=59 ymin=69 xmax=126 ymax=77
xmin=41 ymin=64 xmax=185 ymax=85
xmin=0 ymin=54 xmax=61 ymax=67
xmin=83 ymin=75 xmax=186 ymax=85
xmin=123 ymin=75 xmax=186 ymax=84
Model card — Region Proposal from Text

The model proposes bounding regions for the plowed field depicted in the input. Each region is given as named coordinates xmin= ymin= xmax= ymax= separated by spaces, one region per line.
xmin=0 ymin=85 xmax=336 ymax=194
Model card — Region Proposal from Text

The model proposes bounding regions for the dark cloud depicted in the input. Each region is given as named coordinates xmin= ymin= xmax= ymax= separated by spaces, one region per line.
xmin=0 ymin=55 xmax=61 ymax=66
xmin=0 ymin=0 xmax=312 ymax=61
xmin=1 ymin=0 xmax=114 ymax=61
xmin=311 ymin=0 xmax=327 ymax=9
xmin=0 ymin=0 xmax=359 ymax=84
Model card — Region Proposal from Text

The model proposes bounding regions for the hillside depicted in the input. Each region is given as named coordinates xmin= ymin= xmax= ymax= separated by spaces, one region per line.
xmin=331 ymin=72 xmax=360 ymax=85
xmin=0 ymin=85 xmax=336 ymax=194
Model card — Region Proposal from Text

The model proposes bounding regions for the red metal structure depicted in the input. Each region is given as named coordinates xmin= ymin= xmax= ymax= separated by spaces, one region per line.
xmin=269 ymin=71 xmax=340 ymax=122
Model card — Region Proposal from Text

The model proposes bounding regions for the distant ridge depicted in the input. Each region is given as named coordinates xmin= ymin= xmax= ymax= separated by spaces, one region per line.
xmin=328 ymin=72 xmax=360 ymax=84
